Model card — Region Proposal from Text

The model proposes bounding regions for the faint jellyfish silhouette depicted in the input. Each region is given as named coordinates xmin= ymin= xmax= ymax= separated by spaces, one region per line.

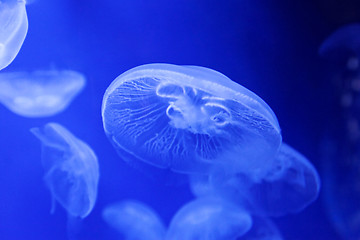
xmin=102 ymin=63 xmax=282 ymax=178
xmin=102 ymin=200 xmax=166 ymax=240
xmin=190 ymin=143 xmax=320 ymax=217
xmin=319 ymin=23 xmax=360 ymax=67
xmin=239 ymin=216 xmax=282 ymax=240
xmin=0 ymin=70 xmax=86 ymax=117
xmin=165 ymin=196 xmax=252 ymax=240
xmin=31 ymin=122 xmax=99 ymax=218
xmin=0 ymin=0 xmax=28 ymax=71
xmin=319 ymin=23 xmax=360 ymax=239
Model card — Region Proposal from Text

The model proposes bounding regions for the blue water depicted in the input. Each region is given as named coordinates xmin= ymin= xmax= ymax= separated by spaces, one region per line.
xmin=0 ymin=0 xmax=356 ymax=239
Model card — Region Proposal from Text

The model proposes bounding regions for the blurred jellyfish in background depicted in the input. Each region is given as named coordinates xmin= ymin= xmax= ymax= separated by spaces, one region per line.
xmin=319 ymin=23 xmax=360 ymax=239
xmin=0 ymin=70 xmax=86 ymax=117
xmin=30 ymin=122 xmax=99 ymax=219
xmin=190 ymin=143 xmax=320 ymax=217
xmin=102 ymin=200 xmax=166 ymax=240
xmin=319 ymin=24 xmax=360 ymax=64
xmin=0 ymin=0 xmax=28 ymax=71
xmin=102 ymin=63 xmax=281 ymax=179
xmin=165 ymin=197 xmax=252 ymax=240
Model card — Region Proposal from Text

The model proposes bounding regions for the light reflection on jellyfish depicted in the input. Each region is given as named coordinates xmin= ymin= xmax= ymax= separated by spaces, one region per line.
xmin=190 ymin=143 xmax=320 ymax=217
xmin=102 ymin=200 xmax=166 ymax=240
xmin=31 ymin=122 xmax=99 ymax=219
xmin=0 ymin=0 xmax=28 ymax=71
xmin=0 ymin=70 xmax=86 ymax=117
xmin=102 ymin=63 xmax=281 ymax=179
xmin=319 ymin=23 xmax=360 ymax=239
xmin=165 ymin=197 xmax=252 ymax=240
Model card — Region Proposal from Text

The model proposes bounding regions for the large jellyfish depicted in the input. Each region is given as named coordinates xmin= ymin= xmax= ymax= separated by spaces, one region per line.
xmin=31 ymin=122 xmax=99 ymax=218
xmin=165 ymin=196 xmax=252 ymax=240
xmin=102 ymin=63 xmax=281 ymax=178
xmin=0 ymin=0 xmax=28 ymax=71
xmin=0 ymin=70 xmax=86 ymax=117
xmin=190 ymin=143 xmax=320 ymax=217
xmin=102 ymin=200 xmax=166 ymax=240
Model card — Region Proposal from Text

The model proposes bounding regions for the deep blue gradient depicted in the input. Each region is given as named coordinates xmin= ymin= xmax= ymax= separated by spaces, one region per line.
xmin=0 ymin=0 xmax=357 ymax=239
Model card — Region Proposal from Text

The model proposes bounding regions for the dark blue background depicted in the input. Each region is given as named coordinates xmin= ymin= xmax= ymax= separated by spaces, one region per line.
xmin=1 ymin=0 xmax=359 ymax=239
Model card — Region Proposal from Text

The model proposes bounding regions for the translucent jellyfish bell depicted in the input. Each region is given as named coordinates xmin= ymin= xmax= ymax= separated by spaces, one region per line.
xmin=31 ymin=122 xmax=99 ymax=218
xmin=190 ymin=143 xmax=320 ymax=217
xmin=102 ymin=200 xmax=166 ymax=240
xmin=319 ymin=24 xmax=360 ymax=63
xmin=102 ymin=63 xmax=281 ymax=176
xmin=165 ymin=197 xmax=252 ymax=240
xmin=0 ymin=70 xmax=86 ymax=117
xmin=0 ymin=0 xmax=28 ymax=71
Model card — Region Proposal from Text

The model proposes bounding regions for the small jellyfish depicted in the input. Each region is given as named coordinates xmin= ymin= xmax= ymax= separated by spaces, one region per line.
xmin=102 ymin=200 xmax=166 ymax=240
xmin=31 ymin=122 xmax=99 ymax=218
xmin=102 ymin=63 xmax=281 ymax=177
xmin=190 ymin=143 xmax=320 ymax=217
xmin=165 ymin=197 xmax=252 ymax=240
xmin=0 ymin=0 xmax=28 ymax=71
xmin=239 ymin=216 xmax=283 ymax=240
xmin=0 ymin=70 xmax=86 ymax=117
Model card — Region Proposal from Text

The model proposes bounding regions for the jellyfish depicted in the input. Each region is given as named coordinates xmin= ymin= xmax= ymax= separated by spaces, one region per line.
xmin=319 ymin=23 xmax=360 ymax=239
xmin=0 ymin=70 xmax=86 ymax=117
xmin=190 ymin=143 xmax=320 ymax=217
xmin=165 ymin=196 xmax=252 ymax=240
xmin=239 ymin=216 xmax=282 ymax=240
xmin=30 ymin=122 xmax=99 ymax=218
xmin=0 ymin=0 xmax=28 ymax=71
xmin=319 ymin=23 xmax=360 ymax=68
xmin=102 ymin=63 xmax=282 ymax=178
xmin=102 ymin=200 xmax=166 ymax=240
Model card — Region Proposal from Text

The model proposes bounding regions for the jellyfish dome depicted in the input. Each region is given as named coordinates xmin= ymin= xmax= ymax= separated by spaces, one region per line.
xmin=0 ymin=70 xmax=86 ymax=117
xmin=165 ymin=197 xmax=252 ymax=240
xmin=102 ymin=64 xmax=282 ymax=176
xmin=0 ymin=0 xmax=28 ymax=71
xmin=102 ymin=200 xmax=166 ymax=240
xmin=319 ymin=23 xmax=360 ymax=62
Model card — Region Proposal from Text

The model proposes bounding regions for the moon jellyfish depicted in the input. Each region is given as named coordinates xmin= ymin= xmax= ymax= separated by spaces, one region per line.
xmin=190 ymin=143 xmax=320 ymax=217
xmin=0 ymin=0 xmax=28 ymax=71
xmin=239 ymin=216 xmax=282 ymax=240
xmin=0 ymin=70 xmax=86 ymax=117
xmin=31 ymin=122 xmax=99 ymax=218
xmin=102 ymin=63 xmax=281 ymax=177
xmin=319 ymin=24 xmax=360 ymax=63
xmin=165 ymin=197 xmax=252 ymax=240
xmin=319 ymin=24 xmax=360 ymax=240
xmin=102 ymin=200 xmax=166 ymax=240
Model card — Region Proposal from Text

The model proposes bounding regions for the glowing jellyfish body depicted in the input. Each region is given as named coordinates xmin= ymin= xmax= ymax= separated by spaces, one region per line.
xmin=165 ymin=197 xmax=252 ymax=240
xmin=0 ymin=70 xmax=86 ymax=117
xmin=102 ymin=63 xmax=281 ymax=176
xmin=31 ymin=122 xmax=99 ymax=218
xmin=0 ymin=0 xmax=28 ymax=71
xmin=102 ymin=200 xmax=166 ymax=240
xmin=190 ymin=143 xmax=320 ymax=217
